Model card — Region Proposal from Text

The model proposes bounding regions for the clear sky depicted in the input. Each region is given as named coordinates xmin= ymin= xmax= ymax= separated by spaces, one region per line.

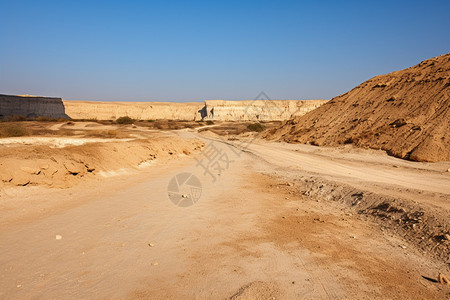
xmin=0 ymin=0 xmax=449 ymax=102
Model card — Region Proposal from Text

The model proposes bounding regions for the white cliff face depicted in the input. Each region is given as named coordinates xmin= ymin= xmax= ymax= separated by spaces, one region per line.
xmin=0 ymin=95 xmax=328 ymax=121
xmin=63 ymin=99 xmax=328 ymax=121
xmin=0 ymin=94 xmax=68 ymax=119
xmin=204 ymin=100 xmax=328 ymax=121
xmin=63 ymin=101 xmax=204 ymax=121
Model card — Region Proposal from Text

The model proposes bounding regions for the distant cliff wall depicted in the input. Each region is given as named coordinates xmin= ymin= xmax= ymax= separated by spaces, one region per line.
xmin=0 ymin=94 xmax=68 ymax=119
xmin=63 ymin=101 xmax=205 ymax=120
xmin=63 ymin=99 xmax=328 ymax=121
xmin=204 ymin=100 xmax=328 ymax=121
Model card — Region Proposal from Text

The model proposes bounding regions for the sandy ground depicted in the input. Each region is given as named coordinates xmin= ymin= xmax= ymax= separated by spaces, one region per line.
xmin=0 ymin=128 xmax=449 ymax=299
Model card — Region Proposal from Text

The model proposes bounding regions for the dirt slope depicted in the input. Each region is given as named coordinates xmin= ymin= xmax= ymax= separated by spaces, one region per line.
xmin=0 ymin=134 xmax=203 ymax=188
xmin=266 ymin=53 xmax=450 ymax=162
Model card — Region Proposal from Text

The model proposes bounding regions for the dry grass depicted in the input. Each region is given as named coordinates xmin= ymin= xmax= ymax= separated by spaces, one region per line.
xmin=136 ymin=120 xmax=201 ymax=130
xmin=198 ymin=121 xmax=280 ymax=136
xmin=84 ymin=130 xmax=129 ymax=138
xmin=0 ymin=123 xmax=29 ymax=137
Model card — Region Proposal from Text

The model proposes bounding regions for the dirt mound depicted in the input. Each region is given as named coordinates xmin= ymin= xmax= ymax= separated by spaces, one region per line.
xmin=266 ymin=53 xmax=450 ymax=162
xmin=0 ymin=135 xmax=203 ymax=188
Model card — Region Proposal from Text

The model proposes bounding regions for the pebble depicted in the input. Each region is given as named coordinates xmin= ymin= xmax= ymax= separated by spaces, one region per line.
xmin=55 ymin=235 xmax=62 ymax=240
xmin=17 ymin=285 xmax=22 ymax=288
xmin=148 ymin=243 xmax=155 ymax=247
xmin=399 ymin=245 xmax=407 ymax=249
xmin=152 ymin=262 xmax=159 ymax=266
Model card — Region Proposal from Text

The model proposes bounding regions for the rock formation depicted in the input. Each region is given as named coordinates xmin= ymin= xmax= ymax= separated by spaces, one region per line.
xmin=63 ymin=99 xmax=328 ymax=121
xmin=0 ymin=94 xmax=68 ymax=119
xmin=0 ymin=94 xmax=328 ymax=122
xmin=63 ymin=101 xmax=204 ymax=121
xmin=204 ymin=100 xmax=327 ymax=121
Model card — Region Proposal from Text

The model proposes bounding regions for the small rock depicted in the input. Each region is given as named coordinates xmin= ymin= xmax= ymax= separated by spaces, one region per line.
xmin=393 ymin=165 xmax=399 ymax=168
xmin=351 ymin=235 xmax=356 ymax=239
xmin=20 ymin=166 xmax=40 ymax=174
xmin=55 ymin=235 xmax=62 ymax=240
xmin=17 ymin=285 xmax=22 ymax=288
xmin=447 ymin=169 xmax=450 ymax=172
xmin=282 ymin=216 xmax=286 ymax=219
xmin=399 ymin=245 xmax=407 ymax=249
xmin=148 ymin=243 xmax=155 ymax=247
xmin=439 ymin=273 xmax=449 ymax=285
xmin=152 ymin=262 xmax=159 ymax=266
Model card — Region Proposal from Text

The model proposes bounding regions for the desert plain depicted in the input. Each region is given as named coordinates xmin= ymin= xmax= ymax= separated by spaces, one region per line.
xmin=0 ymin=54 xmax=449 ymax=299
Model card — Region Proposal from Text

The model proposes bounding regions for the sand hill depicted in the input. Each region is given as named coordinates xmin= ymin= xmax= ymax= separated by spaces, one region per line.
xmin=267 ymin=53 xmax=450 ymax=162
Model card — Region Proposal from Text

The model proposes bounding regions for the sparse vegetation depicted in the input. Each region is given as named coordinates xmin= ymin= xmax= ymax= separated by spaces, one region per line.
xmin=36 ymin=116 xmax=55 ymax=122
xmin=247 ymin=123 xmax=265 ymax=132
xmin=116 ymin=116 xmax=134 ymax=124
xmin=0 ymin=124 xmax=29 ymax=137
xmin=7 ymin=115 xmax=27 ymax=122
xmin=85 ymin=130 xmax=125 ymax=138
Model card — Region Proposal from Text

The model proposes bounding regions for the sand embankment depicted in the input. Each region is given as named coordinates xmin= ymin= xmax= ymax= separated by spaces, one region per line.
xmin=267 ymin=53 xmax=450 ymax=162
xmin=0 ymin=132 xmax=203 ymax=188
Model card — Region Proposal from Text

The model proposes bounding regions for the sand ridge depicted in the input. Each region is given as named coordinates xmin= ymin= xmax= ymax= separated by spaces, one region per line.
xmin=266 ymin=53 xmax=450 ymax=162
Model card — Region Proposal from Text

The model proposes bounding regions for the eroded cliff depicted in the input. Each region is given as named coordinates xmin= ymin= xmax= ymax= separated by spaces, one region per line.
xmin=0 ymin=94 xmax=68 ymax=119
xmin=63 ymin=99 xmax=328 ymax=121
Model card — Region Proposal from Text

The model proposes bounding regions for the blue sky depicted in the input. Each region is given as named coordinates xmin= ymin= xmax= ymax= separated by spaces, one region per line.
xmin=0 ymin=0 xmax=449 ymax=102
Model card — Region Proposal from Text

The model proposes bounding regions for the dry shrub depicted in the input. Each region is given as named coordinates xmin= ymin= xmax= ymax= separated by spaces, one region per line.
xmin=84 ymin=130 xmax=126 ymax=138
xmin=0 ymin=123 xmax=29 ymax=137
xmin=116 ymin=116 xmax=134 ymax=124
xmin=57 ymin=129 xmax=75 ymax=136
xmin=247 ymin=123 xmax=265 ymax=132
xmin=36 ymin=116 xmax=56 ymax=122
xmin=7 ymin=115 xmax=27 ymax=122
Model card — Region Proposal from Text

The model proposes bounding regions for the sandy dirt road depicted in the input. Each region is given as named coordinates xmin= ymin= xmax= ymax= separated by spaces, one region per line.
xmin=0 ymin=131 xmax=449 ymax=299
